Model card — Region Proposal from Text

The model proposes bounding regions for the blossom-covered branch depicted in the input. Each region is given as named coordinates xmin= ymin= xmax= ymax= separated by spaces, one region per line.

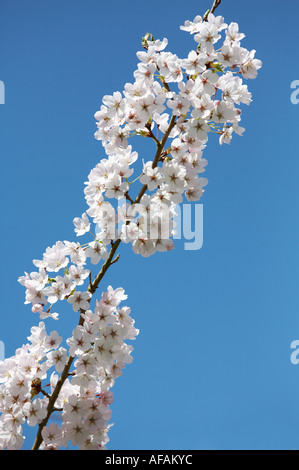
xmin=0 ymin=6 xmax=261 ymax=450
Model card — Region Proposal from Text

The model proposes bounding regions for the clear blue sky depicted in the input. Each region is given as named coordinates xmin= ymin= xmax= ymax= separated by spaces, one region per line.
xmin=0 ymin=0 xmax=299 ymax=450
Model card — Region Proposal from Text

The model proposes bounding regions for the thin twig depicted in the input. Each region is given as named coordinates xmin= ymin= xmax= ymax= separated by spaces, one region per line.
xmin=135 ymin=115 xmax=177 ymax=204
xmin=203 ymin=0 xmax=222 ymax=21
xmin=110 ymin=254 xmax=120 ymax=266
xmin=40 ymin=389 xmax=51 ymax=400
xmin=147 ymin=129 xmax=160 ymax=146
xmin=125 ymin=191 xmax=134 ymax=204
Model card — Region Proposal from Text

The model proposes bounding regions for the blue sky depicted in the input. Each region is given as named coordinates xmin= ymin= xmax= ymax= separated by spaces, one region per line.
xmin=0 ymin=0 xmax=299 ymax=450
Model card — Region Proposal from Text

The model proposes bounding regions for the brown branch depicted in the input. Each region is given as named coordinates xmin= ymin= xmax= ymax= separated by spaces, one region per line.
xmin=88 ymin=239 xmax=122 ymax=295
xmin=32 ymin=353 xmax=75 ymax=450
xmin=110 ymin=253 xmax=121 ymax=266
xmin=125 ymin=191 xmax=134 ymax=204
xmin=203 ymin=0 xmax=222 ymax=21
xmin=134 ymin=115 xmax=177 ymax=204
xmin=147 ymin=129 xmax=160 ymax=146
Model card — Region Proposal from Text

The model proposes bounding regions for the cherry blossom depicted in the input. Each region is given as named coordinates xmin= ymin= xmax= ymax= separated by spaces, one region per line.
xmin=0 ymin=7 xmax=261 ymax=450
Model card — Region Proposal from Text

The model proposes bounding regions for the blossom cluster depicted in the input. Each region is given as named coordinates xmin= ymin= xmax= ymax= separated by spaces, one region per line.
xmin=19 ymin=240 xmax=93 ymax=321
xmin=0 ymin=11 xmax=261 ymax=451
xmin=0 ymin=287 xmax=138 ymax=450
xmin=80 ymin=13 xmax=262 ymax=257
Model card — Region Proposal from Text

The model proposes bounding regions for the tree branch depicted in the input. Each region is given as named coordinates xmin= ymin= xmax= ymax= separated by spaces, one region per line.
xmin=88 ymin=239 xmax=122 ymax=296
xmin=31 ymin=1 xmax=215 ymax=446
xmin=110 ymin=254 xmax=121 ymax=266
xmin=125 ymin=191 xmax=134 ymax=204
xmin=134 ymin=115 xmax=177 ymax=204
xmin=203 ymin=0 xmax=222 ymax=21
xmin=147 ymin=129 xmax=160 ymax=146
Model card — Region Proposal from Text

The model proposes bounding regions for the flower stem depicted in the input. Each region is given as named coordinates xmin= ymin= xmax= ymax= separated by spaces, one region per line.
xmin=203 ymin=0 xmax=222 ymax=21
